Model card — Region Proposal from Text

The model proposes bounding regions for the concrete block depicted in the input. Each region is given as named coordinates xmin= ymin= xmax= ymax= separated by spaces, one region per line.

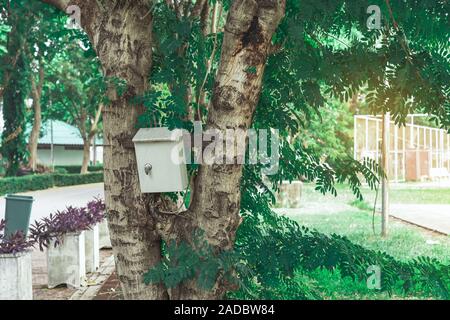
xmin=85 ymin=224 xmax=100 ymax=273
xmin=275 ymin=181 xmax=303 ymax=208
xmin=0 ymin=250 xmax=33 ymax=300
xmin=47 ymin=232 xmax=86 ymax=289
xmin=99 ymin=219 xmax=112 ymax=249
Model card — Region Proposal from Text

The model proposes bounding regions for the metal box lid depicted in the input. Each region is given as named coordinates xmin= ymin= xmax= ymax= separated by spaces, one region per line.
xmin=132 ymin=127 xmax=183 ymax=143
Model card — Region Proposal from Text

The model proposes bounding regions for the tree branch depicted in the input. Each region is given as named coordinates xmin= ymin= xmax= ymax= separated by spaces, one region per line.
xmin=39 ymin=0 xmax=71 ymax=11
xmin=89 ymin=103 xmax=103 ymax=139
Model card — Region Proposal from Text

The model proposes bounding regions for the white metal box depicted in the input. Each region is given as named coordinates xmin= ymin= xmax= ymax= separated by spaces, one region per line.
xmin=132 ymin=127 xmax=188 ymax=193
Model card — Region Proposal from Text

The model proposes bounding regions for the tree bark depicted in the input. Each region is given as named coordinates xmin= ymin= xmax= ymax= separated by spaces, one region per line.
xmin=39 ymin=0 xmax=167 ymax=299
xmin=80 ymin=137 xmax=91 ymax=174
xmin=28 ymin=64 xmax=45 ymax=171
xmin=160 ymin=0 xmax=286 ymax=299
xmin=39 ymin=0 xmax=285 ymax=300
xmin=80 ymin=103 xmax=102 ymax=174
xmin=90 ymin=2 xmax=167 ymax=300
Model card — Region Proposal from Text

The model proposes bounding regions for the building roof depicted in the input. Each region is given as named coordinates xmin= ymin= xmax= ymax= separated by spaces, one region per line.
xmin=36 ymin=120 xmax=103 ymax=146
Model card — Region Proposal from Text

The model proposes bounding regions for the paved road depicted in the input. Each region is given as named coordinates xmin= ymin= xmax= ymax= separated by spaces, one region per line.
xmin=2 ymin=182 xmax=449 ymax=235
xmin=390 ymin=204 xmax=450 ymax=235
xmin=0 ymin=183 xmax=104 ymax=222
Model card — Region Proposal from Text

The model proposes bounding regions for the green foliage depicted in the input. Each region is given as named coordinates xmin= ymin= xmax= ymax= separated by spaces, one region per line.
xmin=135 ymin=1 xmax=221 ymax=130
xmin=145 ymin=207 xmax=450 ymax=299
xmin=298 ymin=99 xmax=354 ymax=160
xmin=234 ymin=209 xmax=450 ymax=299
xmin=45 ymin=44 xmax=105 ymax=139
xmin=142 ymin=1 xmax=450 ymax=299
xmin=52 ymin=172 xmax=103 ymax=187
xmin=1 ymin=51 xmax=29 ymax=176
xmin=0 ymin=172 xmax=103 ymax=196
xmin=349 ymin=199 xmax=372 ymax=211
xmin=0 ymin=174 xmax=54 ymax=195
xmin=54 ymin=165 xmax=104 ymax=174
xmin=144 ymin=231 xmax=241 ymax=291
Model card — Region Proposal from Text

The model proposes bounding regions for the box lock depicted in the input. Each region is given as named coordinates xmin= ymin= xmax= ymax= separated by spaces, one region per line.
xmin=144 ymin=163 xmax=153 ymax=175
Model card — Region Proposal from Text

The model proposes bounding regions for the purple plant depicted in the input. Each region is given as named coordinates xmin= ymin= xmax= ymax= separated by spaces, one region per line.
xmin=86 ymin=198 xmax=106 ymax=225
xmin=0 ymin=219 xmax=35 ymax=254
xmin=30 ymin=198 xmax=106 ymax=251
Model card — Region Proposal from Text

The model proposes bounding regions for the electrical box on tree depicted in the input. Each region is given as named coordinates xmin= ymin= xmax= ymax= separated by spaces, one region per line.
xmin=132 ymin=127 xmax=188 ymax=193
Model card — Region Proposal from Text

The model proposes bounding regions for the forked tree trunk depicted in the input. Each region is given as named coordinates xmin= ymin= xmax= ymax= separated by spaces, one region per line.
xmin=165 ymin=0 xmax=286 ymax=299
xmin=80 ymin=137 xmax=91 ymax=174
xmin=80 ymin=104 xmax=102 ymax=174
xmin=40 ymin=0 xmax=167 ymax=299
xmin=28 ymin=99 xmax=41 ymax=171
xmin=40 ymin=0 xmax=285 ymax=300
xmin=28 ymin=65 xmax=44 ymax=171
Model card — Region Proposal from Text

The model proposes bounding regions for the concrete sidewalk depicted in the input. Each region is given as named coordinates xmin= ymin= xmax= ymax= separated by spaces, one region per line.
xmin=32 ymin=248 xmax=114 ymax=300
xmin=1 ymin=183 xmax=107 ymax=299
xmin=390 ymin=204 xmax=450 ymax=235
xmin=0 ymin=183 xmax=104 ymax=222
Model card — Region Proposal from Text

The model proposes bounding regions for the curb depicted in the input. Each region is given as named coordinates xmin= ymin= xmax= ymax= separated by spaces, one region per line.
xmin=69 ymin=254 xmax=115 ymax=300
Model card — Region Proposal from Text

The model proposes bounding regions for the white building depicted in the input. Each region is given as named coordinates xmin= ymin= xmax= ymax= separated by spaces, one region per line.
xmin=0 ymin=103 xmax=103 ymax=167
xmin=33 ymin=120 xmax=103 ymax=167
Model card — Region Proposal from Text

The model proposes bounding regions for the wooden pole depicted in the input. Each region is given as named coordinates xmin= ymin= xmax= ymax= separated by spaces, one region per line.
xmin=381 ymin=112 xmax=390 ymax=237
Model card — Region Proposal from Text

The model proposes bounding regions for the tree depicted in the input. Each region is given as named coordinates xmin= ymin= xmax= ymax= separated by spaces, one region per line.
xmin=27 ymin=61 xmax=45 ymax=171
xmin=34 ymin=0 xmax=449 ymax=300
xmin=25 ymin=5 xmax=72 ymax=171
xmin=0 ymin=0 xmax=31 ymax=176
xmin=46 ymin=47 xmax=105 ymax=174
xmin=0 ymin=0 xmax=78 ymax=172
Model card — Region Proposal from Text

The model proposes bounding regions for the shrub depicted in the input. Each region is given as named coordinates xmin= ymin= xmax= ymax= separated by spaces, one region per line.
xmin=54 ymin=167 xmax=68 ymax=174
xmin=86 ymin=198 xmax=106 ymax=225
xmin=54 ymin=165 xmax=104 ymax=174
xmin=30 ymin=198 xmax=105 ymax=251
xmin=0 ymin=219 xmax=34 ymax=254
xmin=235 ymin=212 xmax=450 ymax=299
xmin=0 ymin=172 xmax=103 ymax=196
xmin=52 ymin=172 xmax=103 ymax=187
xmin=0 ymin=174 xmax=54 ymax=195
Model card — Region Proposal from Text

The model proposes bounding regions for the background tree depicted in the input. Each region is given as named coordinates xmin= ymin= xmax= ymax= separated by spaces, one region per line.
xmin=0 ymin=0 xmax=78 ymax=173
xmin=46 ymin=46 xmax=105 ymax=174
xmin=0 ymin=0 xmax=31 ymax=176
xmin=25 ymin=6 xmax=73 ymax=171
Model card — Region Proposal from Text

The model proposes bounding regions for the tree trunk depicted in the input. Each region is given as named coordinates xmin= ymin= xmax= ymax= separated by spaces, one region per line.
xmin=39 ymin=0 xmax=285 ymax=300
xmin=28 ymin=65 xmax=44 ymax=171
xmin=39 ymin=0 xmax=167 ymax=299
xmin=163 ymin=0 xmax=286 ymax=299
xmin=92 ymin=3 xmax=167 ymax=300
xmin=28 ymin=99 xmax=41 ymax=171
xmin=80 ymin=104 xmax=102 ymax=174
xmin=80 ymin=137 xmax=91 ymax=174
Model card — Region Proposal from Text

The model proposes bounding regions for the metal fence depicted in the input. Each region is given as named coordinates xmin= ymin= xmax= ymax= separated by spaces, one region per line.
xmin=354 ymin=115 xmax=450 ymax=182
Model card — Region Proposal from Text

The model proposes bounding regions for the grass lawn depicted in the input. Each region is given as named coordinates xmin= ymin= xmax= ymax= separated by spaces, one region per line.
xmin=275 ymin=182 xmax=450 ymax=299
xmin=285 ymin=183 xmax=450 ymax=263
xmin=303 ymin=182 xmax=450 ymax=205
xmin=291 ymin=209 xmax=450 ymax=263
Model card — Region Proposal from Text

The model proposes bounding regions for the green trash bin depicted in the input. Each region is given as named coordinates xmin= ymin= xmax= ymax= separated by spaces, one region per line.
xmin=4 ymin=194 xmax=34 ymax=238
